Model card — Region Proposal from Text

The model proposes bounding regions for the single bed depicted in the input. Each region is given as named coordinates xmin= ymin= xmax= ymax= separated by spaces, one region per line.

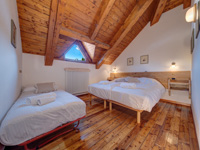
xmin=88 ymin=77 xmax=165 ymax=123
xmin=0 ymin=90 xmax=86 ymax=149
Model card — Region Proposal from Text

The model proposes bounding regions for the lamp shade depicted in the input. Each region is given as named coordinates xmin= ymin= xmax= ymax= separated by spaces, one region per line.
xmin=185 ymin=4 xmax=196 ymax=22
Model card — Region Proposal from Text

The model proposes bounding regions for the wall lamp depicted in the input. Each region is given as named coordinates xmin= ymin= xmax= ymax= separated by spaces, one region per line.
xmin=185 ymin=4 xmax=197 ymax=22
xmin=171 ymin=62 xmax=176 ymax=68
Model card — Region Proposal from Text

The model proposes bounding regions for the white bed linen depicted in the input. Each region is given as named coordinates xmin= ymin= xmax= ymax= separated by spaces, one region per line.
xmin=111 ymin=78 xmax=165 ymax=112
xmin=88 ymin=81 xmax=120 ymax=99
xmin=0 ymin=90 xmax=86 ymax=146
xmin=88 ymin=78 xmax=165 ymax=112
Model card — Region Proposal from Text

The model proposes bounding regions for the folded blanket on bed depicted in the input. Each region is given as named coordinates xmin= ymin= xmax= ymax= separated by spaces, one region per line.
xmin=120 ymin=83 xmax=136 ymax=89
xmin=26 ymin=92 xmax=56 ymax=105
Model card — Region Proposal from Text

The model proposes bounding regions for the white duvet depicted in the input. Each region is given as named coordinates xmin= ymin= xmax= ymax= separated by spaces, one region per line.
xmin=0 ymin=90 xmax=86 ymax=146
xmin=88 ymin=81 xmax=120 ymax=100
xmin=88 ymin=78 xmax=165 ymax=112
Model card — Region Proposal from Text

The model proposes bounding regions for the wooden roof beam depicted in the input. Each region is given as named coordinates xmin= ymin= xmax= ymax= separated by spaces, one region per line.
xmin=90 ymin=0 xmax=116 ymax=40
xmin=151 ymin=0 xmax=167 ymax=26
xmin=45 ymin=0 xmax=66 ymax=66
xmin=183 ymin=0 xmax=191 ymax=9
xmin=60 ymin=27 xmax=110 ymax=50
xmin=96 ymin=0 xmax=154 ymax=69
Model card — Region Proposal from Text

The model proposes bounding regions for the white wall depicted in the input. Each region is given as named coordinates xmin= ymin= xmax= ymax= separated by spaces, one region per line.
xmin=111 ymin=6 xmax=191 ymax=72
xmin=22 ymin=53 xmax=111 ymax=90
xmin=0 ymin=0 xmax=22 ymax=122
xmin=191 ymin=0 xmax=200 ymax=146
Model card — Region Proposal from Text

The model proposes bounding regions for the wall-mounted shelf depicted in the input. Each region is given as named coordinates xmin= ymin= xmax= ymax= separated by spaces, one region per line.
xmin=168 ymin=79 xmax=191 ymax=99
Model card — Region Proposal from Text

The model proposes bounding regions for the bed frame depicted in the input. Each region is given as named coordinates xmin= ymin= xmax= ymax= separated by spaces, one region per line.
xmin=89 ymin=93 xmax=143 ymax=124
xmin=18 ymin=116 xmax=85 ymax=150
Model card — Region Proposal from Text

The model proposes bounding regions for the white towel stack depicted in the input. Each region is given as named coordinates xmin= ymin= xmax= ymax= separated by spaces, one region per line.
xmin=120 ymin=83 xmax=136 ymax=89
xmin=26 ymin=92 xmax=56 ymax=106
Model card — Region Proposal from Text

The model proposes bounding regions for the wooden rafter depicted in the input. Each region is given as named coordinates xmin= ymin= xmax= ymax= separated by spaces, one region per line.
xmin=183 ymin=0 xmax=191 ymax=9
xmin=45 ymin=0 xmax=58 ymax=65
xmin=151 ymin=0 xmax=167 ymax=26
xmin=90 ymin=0 xmax=116 ymax=40
xmin=45 ymin=0 xmax=66 ymax=66
xmin=60 ymin=27 xmax=110 ymax=49
xmin=96 ymin=0 xmax=154 ymax=69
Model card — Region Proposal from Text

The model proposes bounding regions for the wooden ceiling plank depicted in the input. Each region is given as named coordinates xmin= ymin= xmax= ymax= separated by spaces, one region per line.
xmin=151 ymin=0 xmax=168 ymax=26
xmin=90 ymin=0 xmax=116 ymax=40
xmin=96 ymin=0 xmax=154 ymax=69
xmin=183 ymin=0 xmax=191 ymax=9
xmin=45 ymin=0 xmax=66 ymax=66
xmin=60 ymin=27 xmax=110 ymax=49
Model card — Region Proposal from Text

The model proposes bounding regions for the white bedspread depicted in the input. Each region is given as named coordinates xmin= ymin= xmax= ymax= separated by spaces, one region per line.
xmin=0 ymin=90 xmax=86 ymax=146
xmin=88 ymin=81 xmax=120 ymax=99
xmin=88 ymin=78 xmax=165 ymax=112
xmin=111 ymin=81 xmax=165 ymax=112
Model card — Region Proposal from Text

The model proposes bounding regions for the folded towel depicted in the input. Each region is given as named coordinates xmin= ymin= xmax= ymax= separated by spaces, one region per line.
xmin=120 ymin=83 xmax=136 ymax=89
xmin=26 ymin=92 xmax=56 ymax=105
xmin=37 ymin=96 xmax=56 ymax=106
xmin=99 ymin=81 xmax=110 ymax=85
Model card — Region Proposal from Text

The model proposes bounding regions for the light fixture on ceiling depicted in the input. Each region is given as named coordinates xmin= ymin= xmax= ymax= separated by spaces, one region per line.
xmin=185 ymin=4 xmax=196 ymax=22
xmin=171 ymin=62 xmax=176 ymax=68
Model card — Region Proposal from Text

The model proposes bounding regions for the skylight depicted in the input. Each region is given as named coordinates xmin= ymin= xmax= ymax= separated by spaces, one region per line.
xmin=65 ymin=44 xmax=86 ymax=61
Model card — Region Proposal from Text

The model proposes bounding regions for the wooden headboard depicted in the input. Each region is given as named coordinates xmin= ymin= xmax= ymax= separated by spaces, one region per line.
xmin=110 ymin=71 xmax=191 ymax=88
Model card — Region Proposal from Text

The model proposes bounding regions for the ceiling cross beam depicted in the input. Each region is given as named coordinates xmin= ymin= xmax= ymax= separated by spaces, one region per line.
xmin=96 ymin=0 xmax=154 ymax=69
xmin=183 ymin=0 xmax=191 ymax=9
xmin=90 ymin=0 xmax=116 ymax=40
xmin=45 ymin=0 xmax=66 ymax=66
xmin=60 ymin=27 xmax=110 ymax=49
xmin=151 ymin=0 xmax=168 ymax=26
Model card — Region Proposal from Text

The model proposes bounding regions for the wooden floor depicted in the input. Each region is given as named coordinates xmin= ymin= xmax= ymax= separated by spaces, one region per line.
xmin=5 ymin=95 xmax=199 ymax=150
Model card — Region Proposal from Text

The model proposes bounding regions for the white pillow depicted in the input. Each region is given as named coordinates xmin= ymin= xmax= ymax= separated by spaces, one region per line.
xmin=35 ymin=82 xmax=57 ymax=94
xmin=125 ymin=77 xmax=140 ymax=83
xmin=113 ymin=78 xmax=127 ymax=82
xmin=22 ymin=86 xmax=36 ymax=93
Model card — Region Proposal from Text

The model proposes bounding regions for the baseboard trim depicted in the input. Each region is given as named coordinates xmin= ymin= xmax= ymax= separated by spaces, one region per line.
xmin=160 ymin=99 xmax=191 ymax=107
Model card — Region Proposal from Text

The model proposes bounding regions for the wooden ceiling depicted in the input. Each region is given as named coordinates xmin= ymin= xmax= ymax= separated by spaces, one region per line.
xmin=17 ymin=0 xmax=191 ymax=68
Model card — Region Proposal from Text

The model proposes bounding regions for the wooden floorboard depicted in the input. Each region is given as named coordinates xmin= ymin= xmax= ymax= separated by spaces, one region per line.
xmin=5 ymin=95 xmax=199 ymax=150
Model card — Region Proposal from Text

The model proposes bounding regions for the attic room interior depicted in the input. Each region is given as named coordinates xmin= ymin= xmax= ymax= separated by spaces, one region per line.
xmin=0 ymin=0 xmax=200 ymax=149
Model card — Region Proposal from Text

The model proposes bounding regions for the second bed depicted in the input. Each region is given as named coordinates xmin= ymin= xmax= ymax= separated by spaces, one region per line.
xmin=88 ymin=77 xmax=165 ymax=123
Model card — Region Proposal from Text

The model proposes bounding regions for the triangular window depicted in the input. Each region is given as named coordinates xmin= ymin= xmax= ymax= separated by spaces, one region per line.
xmin=65 ymin=43 xmax=86 ymax=61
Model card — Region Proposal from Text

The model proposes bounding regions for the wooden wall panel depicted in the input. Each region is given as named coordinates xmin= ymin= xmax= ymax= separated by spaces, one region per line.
xmin=93 ymin=47 xmax=107 ymax=63
xmin=17 ymin=0 xmax=51 ymax=56
xmin=54 ymin=36 xmax=75 ymax=58
xmin=62 ymin=0 xmax=101 ymax=37
xmin=110 ymin=71 xmax=191 ymax=88
xmin=164 ymin=0 xmax=183 ymax=12
xmin=95 ymin=0 xmax=137 ymax=44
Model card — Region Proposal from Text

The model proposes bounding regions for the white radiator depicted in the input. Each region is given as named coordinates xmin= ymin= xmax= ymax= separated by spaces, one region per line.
xmin=65 ymin=68 xmax=90 ymax=95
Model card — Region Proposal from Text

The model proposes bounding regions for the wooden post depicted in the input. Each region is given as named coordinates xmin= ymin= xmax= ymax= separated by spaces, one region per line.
xmin=104 ymin=100 xmax=106 ymax=109
xmin=189 ymin=79 xmax=191 ymax=99
xmin=137 ymin=111 xmax=141 ymax=124
xmin=89 ymin=94 xmax=92 ymax=106
xmin=109 ymin=101 xmax=112 ymax=111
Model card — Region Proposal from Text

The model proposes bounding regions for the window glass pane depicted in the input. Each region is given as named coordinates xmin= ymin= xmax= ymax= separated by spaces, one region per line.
xmin=65 ymin=44 xmax=86 ymax=61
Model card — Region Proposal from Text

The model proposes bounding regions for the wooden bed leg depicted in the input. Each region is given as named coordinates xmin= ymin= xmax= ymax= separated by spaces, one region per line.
xmin=89 ymin=94 xmax=92 ymax=106
xmin=137 ymin=111 xmax=141 ymax=124
xmin=104 ymin=100 xmax=106 ymax=109
xmin=109 ymin=101 xmax=112 ymax=111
